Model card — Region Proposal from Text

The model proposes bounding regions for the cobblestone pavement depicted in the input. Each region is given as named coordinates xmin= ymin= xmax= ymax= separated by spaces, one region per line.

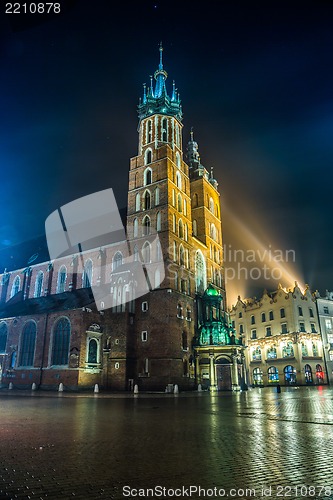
xmin=1 ymin=386 xmax=333 ymax=500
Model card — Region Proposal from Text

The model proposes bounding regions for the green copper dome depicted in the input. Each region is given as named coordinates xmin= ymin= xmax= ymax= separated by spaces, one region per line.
xmin=204 ymin=284 xmax=220 ymax=297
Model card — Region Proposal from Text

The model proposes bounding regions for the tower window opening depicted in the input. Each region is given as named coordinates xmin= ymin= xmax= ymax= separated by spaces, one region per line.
xmin=144 ymin=190 xmax=151 ymax=210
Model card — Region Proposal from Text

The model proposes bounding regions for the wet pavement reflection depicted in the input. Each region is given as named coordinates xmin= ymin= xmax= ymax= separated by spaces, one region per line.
xmin=0 ymin=386 xmax=333 ymax=499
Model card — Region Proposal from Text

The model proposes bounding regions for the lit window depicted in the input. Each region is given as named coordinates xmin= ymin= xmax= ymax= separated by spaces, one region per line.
xmin=267 ymin=346 xmax=277 ymax=359
xmin=252 ymin=347 xmax=261 ymax=361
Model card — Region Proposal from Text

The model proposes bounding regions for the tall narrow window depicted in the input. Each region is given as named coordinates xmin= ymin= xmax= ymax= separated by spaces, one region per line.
xmin=177 ymin=193 xmax=182 ymax=212
xmin=178 ymin=219 xmax=184 ymax=239
xmin=112 ymin=252 xmax=123 ymax=271
xmin=156 ymin=212 xmax=161 ymax=232
xmin=192 ymin=193 xmax=198 ymax=207
xmin=10 ymin=276 xmax=20 ymax=298
xmin=161 ymin=117 xmax=167 ymax=142
xmin=146 ymin=120 xmax=152 ymax=143
xmin=82 ymin=259 xmax=93 ymax=288
xmin=144 ymin=190 xmax=151 ymax=210
xmin=155 ymin=186 xmax=160 ymax=206
xmin=142 ymin=242 xmax=151 ymax=264
xmin=88 ymin=338 xmax=98 ymax=364
xmin=19 ymin=321 xmax=36 ymax=367
xmin=52 ymin=318 xmax=70 ymax=366
xmin=34 ymin=271 xmax=44 ymax=298
xmin=143 ymin=215 xmax=151 ymax=236
xmin=173 ymin=213 xmax=176 ymax=233
xmin=57 ymin=266 xmax=67 ymax=294
xmin=135 ymin=193 xmax=140 ymax=212
xmin=133 ymin=217 xmax=138 ymax=237
xmin=133 ymin=245 xmax=139 ymax=262
xmin=179 ymin=245 xmax=185 ymax=266
xmin=176 ymin=151 xmax=181 ymax=168
xmin=144 ymin=168 xmax=152 ymax=186
xmin=145 ymin=148 xmax=152 ymax=165
xmin=176 ymin=171 xmax=182 ymax=189
xmin=209 ymin=197 xmax=214 ymax=214
xmin=184 ymin=223 xmax=188 ymax=242
xmin=193 ymin=220 xmax=197 ymax=237
xmin=0 ymin=322 xmax=8 ymax=353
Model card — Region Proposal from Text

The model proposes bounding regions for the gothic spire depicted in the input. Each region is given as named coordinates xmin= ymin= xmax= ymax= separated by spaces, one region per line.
xmin=137 ymin=44 xmax=182 ymax=122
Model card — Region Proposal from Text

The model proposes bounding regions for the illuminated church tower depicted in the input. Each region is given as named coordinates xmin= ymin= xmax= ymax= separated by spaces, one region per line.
xmin=126 ymin=45 xmax=245 ymax=390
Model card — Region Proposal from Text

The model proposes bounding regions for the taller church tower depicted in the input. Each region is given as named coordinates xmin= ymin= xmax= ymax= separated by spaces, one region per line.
xmin=126 ymin=46 xmax=243 ymax=391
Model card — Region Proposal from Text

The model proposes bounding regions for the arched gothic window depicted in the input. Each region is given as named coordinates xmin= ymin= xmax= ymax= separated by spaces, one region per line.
xmin=19 ymin=321 xmax=36 ymax=367
xmin=52 ymin=318 xmax=70 ymax=366
xmin=178 ymin=219 xmax=184 ymax=239
xmin=135 ymin=193 xmax=140 ymax=212
xmin=34 ymin=271 xmax=44 ymax=298
xmin=144 ymin=190 xmax=151 ymax=210
xmin=142 ymin=242 xmax=151 ymax=264
xmin=209 ymin=197 xmax=215 ymax=214
xmin=176 ymin=151 xmax=181 ymax=168
xmin=145 ymin=149 xmax=152 ymax=165
xmin=143 ymin=215 xmax=151 ymax=236
xmin=144 ymin=168 xmax=152 ymax=186
xmin=82 ymin=259 xmax=93 ymax=288
xmin=133 ymin=217 xmax=138 ymax=237
xmin=156 ymin=212 xmax=161 ymax=232
xmin=155 ymin=186 xmax=160 ymax=206
xmin=87 ymin=338 xmax=98 ymax=364
xmin=177 ymin=194 xmax=182 ymax=212
xmin=161 ymin=117 xmax=167 ymax=142
xmin=179 ymin=245 xmax=185 ymax=266
xmin=146 ymin=120 xmax=152 ymax=143
xmin=57 ymin=266 xmax=67 ymax=294
xmin=10 ymin=276 xmax=20 ymax=298
xmin=112 ymin=252 xmax=123 ymax=271
xmin=176 ymin=171 xmax=182 ymax=189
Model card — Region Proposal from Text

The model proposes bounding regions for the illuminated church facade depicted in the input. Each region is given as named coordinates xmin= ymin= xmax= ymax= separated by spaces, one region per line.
xmin=0 ymin=47 xmax=245 ymax=392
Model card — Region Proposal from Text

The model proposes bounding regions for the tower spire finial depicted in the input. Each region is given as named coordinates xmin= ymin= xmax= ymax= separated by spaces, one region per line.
xmin=159 ymin=41 xmax=163 ymax=69
xmin=190 ymin=127 xmax=194 ymax=141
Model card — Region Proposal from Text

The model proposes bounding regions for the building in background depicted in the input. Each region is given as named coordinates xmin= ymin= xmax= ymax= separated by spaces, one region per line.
xmin=230 ymin=283 xmax=326 ymax=387
xmin=0 ymin=47 xmax=243 ymax=392
xmin=315 ymin=290 xmax=333 ymax=384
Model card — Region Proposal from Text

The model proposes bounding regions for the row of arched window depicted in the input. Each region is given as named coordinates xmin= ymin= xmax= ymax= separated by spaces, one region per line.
xmin=252 ymin=341 xmax=319 ymax=361
xmin=143 ymin=118 xmax=181 ymax=150
xmin=172 ymin=216 xmax=188 ymax=241
xmin=253 ymin=364 xmax=324 ymax=385
xmin=192 ymin=193 xmax=220 ymax=218
xmin=135 ymin=187 xmax=160 ymax=212
xmin=172 ymin=190 xmax=187 ymax=215
xmin=0 ymin=318 xmax=71 ymax=367
xmin=134 ymin=213 xmax=161 ymax=236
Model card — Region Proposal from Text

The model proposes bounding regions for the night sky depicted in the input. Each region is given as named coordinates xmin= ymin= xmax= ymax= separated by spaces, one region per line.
xmin=1 ymin=1 xmax=333 ymax=305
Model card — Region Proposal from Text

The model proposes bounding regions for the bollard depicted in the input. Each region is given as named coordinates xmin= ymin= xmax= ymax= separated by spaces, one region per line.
xmin=198 ymin=383 xmax=202 ymax=392
xmin=8 ymin=382 xmax=13 ymax=390
xmin=31 ymin=383 xmax=37 ymax=391
xmin=58 ymin=382 xmax=64 ymax=392
xmin=174 ymin=384 xmax=179 ymax=394
xmin=94 ymin=383 xmax=99 ymax=393
xmin=134 ymin=384 xmax=139 ymax=394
